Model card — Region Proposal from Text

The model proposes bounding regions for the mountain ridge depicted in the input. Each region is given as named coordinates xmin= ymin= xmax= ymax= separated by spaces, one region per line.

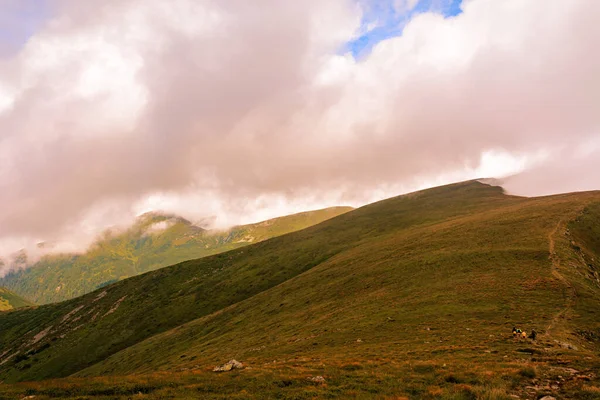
xmin=0 ymin=206 xmax=352 ymax=304
xmin=1 ymin=181 xmax=599 ymax=398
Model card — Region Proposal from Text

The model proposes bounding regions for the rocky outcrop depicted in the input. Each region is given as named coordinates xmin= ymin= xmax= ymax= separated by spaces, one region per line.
xmin=213 ymin=359 xmax=243 ymax=372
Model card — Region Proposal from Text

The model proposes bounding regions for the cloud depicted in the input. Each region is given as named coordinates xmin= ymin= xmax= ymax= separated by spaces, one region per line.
xmin=0 ymin=0 xmax=599 ymax=265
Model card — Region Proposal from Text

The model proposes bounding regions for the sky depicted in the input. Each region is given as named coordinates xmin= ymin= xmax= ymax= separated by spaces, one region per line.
xmin=0 ymin=0 xmax=599 ymax=271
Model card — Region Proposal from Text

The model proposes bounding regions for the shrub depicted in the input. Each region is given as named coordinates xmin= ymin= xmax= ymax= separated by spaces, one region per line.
xmin=518 ymin=366 xmax=536 ymax=379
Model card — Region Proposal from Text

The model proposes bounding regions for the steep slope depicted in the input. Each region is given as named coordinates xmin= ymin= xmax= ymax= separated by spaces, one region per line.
xmin=81 ymin=188 xmax=600 ymax=379
xmin=0 ymin=207 xmax=352 ymax=304
xmin=1 ymin=181 xmax=600 ymax=399
xmin=0 ymin=287 xmax=34 ymax=311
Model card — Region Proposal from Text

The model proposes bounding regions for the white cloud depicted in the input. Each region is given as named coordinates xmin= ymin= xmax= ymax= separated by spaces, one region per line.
xmin=0 ymin=0 xmax=598 ymax=264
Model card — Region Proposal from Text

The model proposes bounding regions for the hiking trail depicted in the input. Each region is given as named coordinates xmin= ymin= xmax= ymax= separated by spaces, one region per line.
xmin=545 ymin=219 xmax=576 ymax=337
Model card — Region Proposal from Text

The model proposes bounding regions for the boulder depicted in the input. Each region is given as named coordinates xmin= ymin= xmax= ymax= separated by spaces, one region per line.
xmin=308 ymin=375 xmax=326 ymax=384
xmin=213 ymin=359 xmax=243 ymax=372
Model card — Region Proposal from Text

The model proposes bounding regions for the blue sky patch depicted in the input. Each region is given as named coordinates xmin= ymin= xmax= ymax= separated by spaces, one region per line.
xmin=0 ymin=0 xmax=52 ymax=56
xmin=347 ymin=0 xmax=463 ymax=59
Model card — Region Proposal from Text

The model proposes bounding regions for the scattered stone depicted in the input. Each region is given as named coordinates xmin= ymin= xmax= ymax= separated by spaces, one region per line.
xmin=103 ymin=295 xmax=127 ymax=317
xmin=30 ymin=326 xmax=53 ymax=345
xmin=356 ymin=339 xmax=362 ymax=343
xmin=539 ymin=396 xmax=556 ymax=400
xmin=564 ymin=367 xmax=579 ymax=374
xmin=92 ymin=290 xmax=108 ymax=303
xmin=556 ymin=341 xmax=578 ymax=350
xmin=61 ymin=305 xmax=85 ymax=323
xmin=308 ymin=375 xmax=325 ymax=384
xmin=213 ymin=359 xmax=244 ymax=372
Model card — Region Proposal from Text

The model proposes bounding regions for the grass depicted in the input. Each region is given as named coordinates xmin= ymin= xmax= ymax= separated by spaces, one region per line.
xmin=1 ymin=357 xmax=599 ymax=399
xmin=0 ymin=287 xmax=34 ymax=311
xmin=1 ymin=180 xmax=600 ymax=398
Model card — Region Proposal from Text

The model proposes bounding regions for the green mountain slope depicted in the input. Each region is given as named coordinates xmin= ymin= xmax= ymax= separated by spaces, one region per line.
xmin=0 ymin=207 xmax=352 ymax=305
xmin=0 ymin=287 xmax=34 ymax=311
xmin=1 ymin=181 xmax=600 ymax=399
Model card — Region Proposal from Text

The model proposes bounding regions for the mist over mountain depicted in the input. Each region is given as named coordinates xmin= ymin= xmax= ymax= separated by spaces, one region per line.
xmin=0 ymin=207 xmax=351 ymax=303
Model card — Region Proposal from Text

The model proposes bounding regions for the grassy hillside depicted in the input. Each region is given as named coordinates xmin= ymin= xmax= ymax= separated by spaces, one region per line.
xmin=0 ymin=287 xmax=34 ymax=311
xmin=1 ymin=181 xmax=600 ymax=399
xmin=0 ymin=207 xmax=352 ymax=305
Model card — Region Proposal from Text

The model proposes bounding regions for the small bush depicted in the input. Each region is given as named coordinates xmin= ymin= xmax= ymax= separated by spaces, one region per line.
xmin=518 ymin=366 xmax=536 ymax=379
xmin=13 ymin=353 xmax=29 ymax=363
xmin=341 ymin=364 xmax=363 ymax=371
xmin=445 ymin=374 xmax=463 ymax=384
xmin=413 ymin=364 xmax=436 ymax=374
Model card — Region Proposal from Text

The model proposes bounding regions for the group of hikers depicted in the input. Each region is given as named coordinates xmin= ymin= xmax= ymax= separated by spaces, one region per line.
xmin=513 ymin=327 xmax=536 ymax=340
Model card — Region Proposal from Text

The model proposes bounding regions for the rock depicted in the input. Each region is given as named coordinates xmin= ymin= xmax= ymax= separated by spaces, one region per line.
xmin=213 ymin=359 xmax=244 ymax=372
xmin=356 ymin=339 xmax=362 ymax=343
xmin=539 ymin=396 xmax=556 ymax=400
xmin=220 ymin=364 xmax=233 ymax=372
xmin=564 ymin=368 xmax=579 ymax=374
xmin=308 ymin=375 xmax=326 ymax=384
xmin=557 ymin=341 xmax=578 ymax=350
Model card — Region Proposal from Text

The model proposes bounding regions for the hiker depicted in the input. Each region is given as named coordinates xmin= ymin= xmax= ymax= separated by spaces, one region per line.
xmin=530 ymin=329 xmax=536 ymax=340
xmin=521 ymin=331 xmax=527 ymax=339
xmin=512 ymin=327 xmax=517 ymax=338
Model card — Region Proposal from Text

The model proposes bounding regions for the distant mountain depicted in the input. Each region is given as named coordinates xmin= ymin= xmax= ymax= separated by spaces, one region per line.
xmin=0 ymin=207 xmax=352 ymax=304
xmin=1 ymin=181 xmax=599 ymax=400
xmin=0 ymin=287 xmax=34 ymax=311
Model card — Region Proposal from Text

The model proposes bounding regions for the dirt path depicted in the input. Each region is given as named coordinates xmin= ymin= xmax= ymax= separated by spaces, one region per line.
xmin=545 ymin=219 xmax=576 ymax=336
